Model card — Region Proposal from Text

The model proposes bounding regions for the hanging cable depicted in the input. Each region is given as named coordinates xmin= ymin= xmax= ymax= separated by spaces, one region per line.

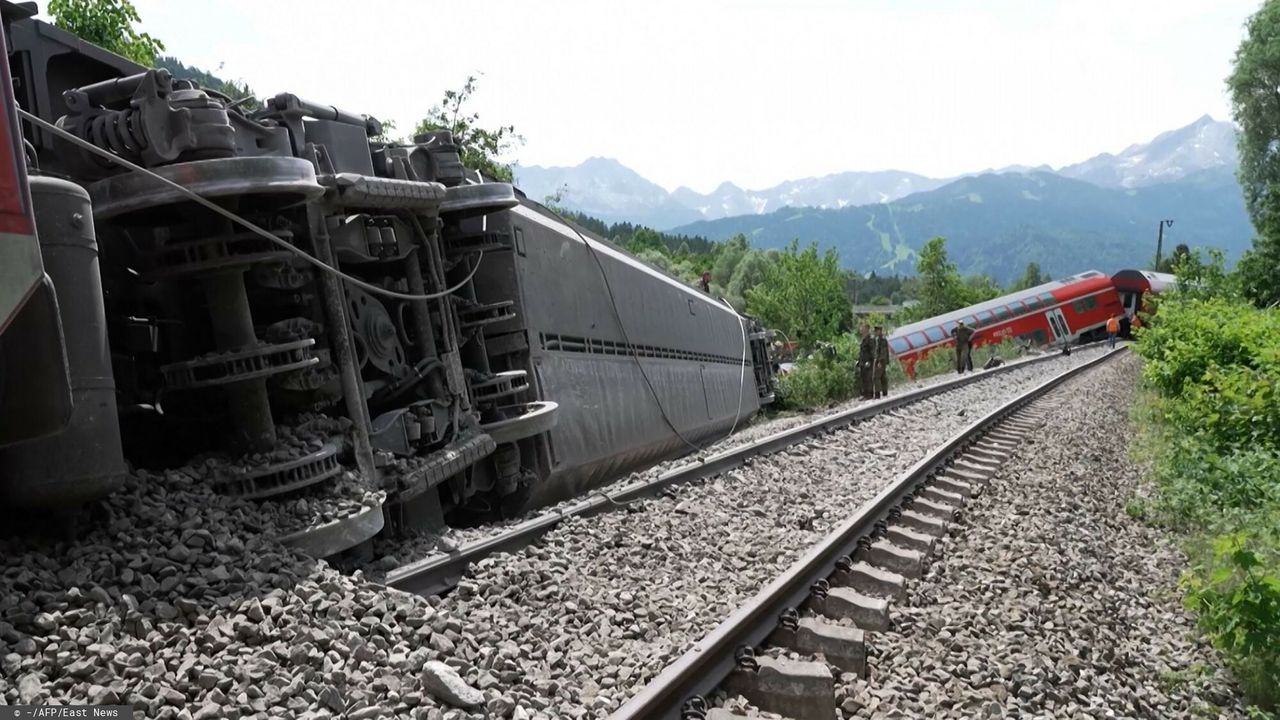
xmin=17 ymin=108 xmax=481 ymax=302
xmin=723 ymin=294 xmax=749 ymax=439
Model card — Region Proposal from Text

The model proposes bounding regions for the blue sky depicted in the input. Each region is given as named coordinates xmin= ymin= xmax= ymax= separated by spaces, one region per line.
xmin=111 ymin=0 xmax=1258 ymax=192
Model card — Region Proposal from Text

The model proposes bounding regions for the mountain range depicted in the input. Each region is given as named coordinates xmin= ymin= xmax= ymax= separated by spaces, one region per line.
xmin=673 ymin=166 xmax=1251 ymax=285
xmin=512 ymin=115 xmax=1252 ymax=283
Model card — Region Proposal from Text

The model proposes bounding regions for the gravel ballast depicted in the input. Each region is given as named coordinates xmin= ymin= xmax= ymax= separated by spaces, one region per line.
xmin=831 ymin=352 xmax=1249 ymax=719
xmin=0 ymin=346 xmax=1120 ymax=719
xmin=0 ymin=467 xmax=495 ymax=718
xmin=419 ymin=347 xmax=1112 ymax=717
xmin=371 ymin=347 xmax=1095 ymax=577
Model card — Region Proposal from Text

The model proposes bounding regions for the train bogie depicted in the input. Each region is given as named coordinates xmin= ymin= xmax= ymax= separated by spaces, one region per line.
xmin=0 ymin=5 xmax=776 ymax=557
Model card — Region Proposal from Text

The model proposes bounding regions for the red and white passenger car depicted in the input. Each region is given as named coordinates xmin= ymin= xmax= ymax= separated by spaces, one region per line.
xmin=888 ymin=269 xmax=1175 ymax=377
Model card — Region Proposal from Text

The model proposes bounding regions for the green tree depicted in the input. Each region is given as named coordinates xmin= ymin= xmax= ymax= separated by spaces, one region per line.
xmin=48 ymin=0 xmax=164 ymax=66
xmin=723 ymin=249 xmax=775 ymax=311
xmin=1169 ymin=248 xmax=1239 ymax=302
xmin=711 ymin=234 xmax=750 ymax=292
xmin=1010 ymin=261 xmax=1048 ymax=291
xmin=543 ymin=184 xmax=571 ymax=215
xmin=1155 ymin=243 xmax=1192 ymax=274
xmin=961 ymin=274 xmax=1002 ymax=304
xmin=627 ymin=227 xmax=664 ymax=254
xmin=414 ymin=75 xmax=523 ymax=183
xmin=746 ymin=240 xmax=851 ymax=346
xmin=1229 ymin=1 xmax=1280 ymax=307
xmin=910 ymin=236 xmax=966 ymax=319
xmin=1236 ymin=229 xmax=1280 ymax=307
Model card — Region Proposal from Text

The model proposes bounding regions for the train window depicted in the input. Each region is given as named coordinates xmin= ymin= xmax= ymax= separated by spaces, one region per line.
xmin=1072 ymin=296 xmax=1099 ymax=314
xmin=1038 ymin=292 xmax=1056 ymax=308
xmin=1009 ymin=300 xmax=1027 ymax=316
xmin=942 ymin=320 xmax=958 ymax=335
xmin=975 ymin=310 xmax=994 ymax=325
xmin=924 ymin=326 xmax=945 ymax=342
xmin=1020 ymin=329 xmax=1048 ymax=345
xmin=889 ymin=337 xmax=910 ymax=354
xmin=993 ymin=305 xmax=1011 ymax=321
xmin=1024 ymin=297 xmax=1041 ymax=311
xmin=908 ymin=332 xmax=929 ymax=348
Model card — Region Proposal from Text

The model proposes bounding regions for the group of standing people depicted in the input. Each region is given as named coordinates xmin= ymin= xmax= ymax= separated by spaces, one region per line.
xmin=857 ymin=323 xmax=891 ymax=399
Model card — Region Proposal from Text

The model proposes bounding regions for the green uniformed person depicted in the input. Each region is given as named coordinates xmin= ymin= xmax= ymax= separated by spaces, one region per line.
xmin=873 ymin=325 xmax=890 ymax=398
xmin=857 ymin=323 xmax=874 ymax=399
xmin=951 ymin=320 xmax=975 ymax=374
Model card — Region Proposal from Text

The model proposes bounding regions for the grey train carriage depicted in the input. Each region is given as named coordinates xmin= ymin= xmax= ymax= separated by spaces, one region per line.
xmin=0 ymin=2 xmax=776 ymax=558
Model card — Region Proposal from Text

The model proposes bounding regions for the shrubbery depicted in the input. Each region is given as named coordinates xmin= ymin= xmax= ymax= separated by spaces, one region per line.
xmin=1134 ymin=296 xmax=1280 ymax=710
xmin=776 ymin=336 xmax=1026 ymax=411
xmin=775 ymin=335 xmax=861 ymax=409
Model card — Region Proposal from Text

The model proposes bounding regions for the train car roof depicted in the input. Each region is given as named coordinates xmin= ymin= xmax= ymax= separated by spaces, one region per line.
xmin=507 ymin=190 xmax=747 ymax=319
xmin=890 ymin=270 xmax=1110 ymax=338
xmin=1111 ymin=269 xmax=1178 ymax=293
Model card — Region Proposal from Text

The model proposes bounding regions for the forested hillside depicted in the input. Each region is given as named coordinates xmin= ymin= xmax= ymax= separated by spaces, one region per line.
xmin=671 ymin=167 xmax=1251 ymax=284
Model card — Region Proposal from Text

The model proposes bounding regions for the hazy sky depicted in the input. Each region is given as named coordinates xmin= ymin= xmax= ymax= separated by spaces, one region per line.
xmin=114 ymin=0 xmax=1258 ymax=193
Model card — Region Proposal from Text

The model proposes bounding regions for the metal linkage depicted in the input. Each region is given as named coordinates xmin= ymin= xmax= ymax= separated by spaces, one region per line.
xmin=160 ymin=339 xmax=318 ymax=390
xmin=383 ymin=346 xmax=1103 ymax=597
xmin=211 ymin=442 xmax=343 ymax=499
xmin=607 ymin=346 xmax=1127 ymax=720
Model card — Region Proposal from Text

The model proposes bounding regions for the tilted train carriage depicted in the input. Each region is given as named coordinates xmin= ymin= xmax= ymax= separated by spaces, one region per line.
xmin=890 ymin=269 xmax=1176 ymax=375
xmin=0 ymin=3 xmax=776 ymax=559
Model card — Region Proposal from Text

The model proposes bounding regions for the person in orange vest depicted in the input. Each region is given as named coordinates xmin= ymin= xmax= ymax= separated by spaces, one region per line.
xmin=1106 ymin=314 xmax=1121 ymax=348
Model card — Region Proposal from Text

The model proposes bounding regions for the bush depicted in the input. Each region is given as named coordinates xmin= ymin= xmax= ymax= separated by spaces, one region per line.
xmin=778 ymin=337 xmax=1028 ymax=412
xmin=1134 ymin=296 xmax=1280 ymax=710
xmin=776 ymin=334 xmax=860 ymax=410
xmin=1184 ymin=533 xmax=1280 ymax=709
xmin=1139 ymin=297 xmax=1280 ymax=399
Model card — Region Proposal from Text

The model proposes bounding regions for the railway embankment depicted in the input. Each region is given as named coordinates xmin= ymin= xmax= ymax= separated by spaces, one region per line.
xmin=820 ymin=352 xmax=1251 ymax=718
xmin=0 ymin=345 xmax=1101 ymax=717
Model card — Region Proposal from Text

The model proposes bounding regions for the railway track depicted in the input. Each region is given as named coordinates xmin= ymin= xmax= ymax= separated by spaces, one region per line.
xmin=383 ymin=345 xmax=1106 ymax=597
xmin=607 ymin=346 xmax=1127 ymax=720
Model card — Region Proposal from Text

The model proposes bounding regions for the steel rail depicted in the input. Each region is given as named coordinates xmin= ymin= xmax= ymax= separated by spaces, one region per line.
xmin=384 ymin=344 xmax=1105 ymax=597
xmin=607 ymin=345 xmax=1127 ymax=720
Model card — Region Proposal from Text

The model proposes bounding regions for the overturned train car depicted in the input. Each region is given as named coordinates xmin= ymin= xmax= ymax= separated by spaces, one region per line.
xmin=0 ymin=5 xmax=776 ymax=557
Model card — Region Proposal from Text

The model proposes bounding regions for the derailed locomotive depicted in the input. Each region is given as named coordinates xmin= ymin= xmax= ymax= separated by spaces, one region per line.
xmin=0 ymin=3 xmax=775 ymax=557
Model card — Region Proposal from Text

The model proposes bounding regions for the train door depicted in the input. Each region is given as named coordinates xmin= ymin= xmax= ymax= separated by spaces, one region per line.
xmin=1118 ymin=291 xmax=1139 ymax=317
xmin=1045 ymin=308 xmax=1071 ymax=343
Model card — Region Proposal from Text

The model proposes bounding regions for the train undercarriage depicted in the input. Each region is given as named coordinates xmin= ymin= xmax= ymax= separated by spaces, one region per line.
xmin=0 ymin=4 xmax=776 ymax=562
